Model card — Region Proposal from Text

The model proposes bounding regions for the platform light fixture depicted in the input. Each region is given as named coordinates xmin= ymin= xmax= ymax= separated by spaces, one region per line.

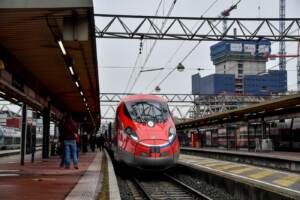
xmin=176 ymin=63 xmax=185 ymax=72
xmin=75 ymin=81 xmax=79 ymax=88
xmin=80 ymin=91 xmax=84 ymax=96
xmin=12 ymin=98 xmax=17 ymax=102
xmin=155 ymin=86 xmax=161 ymax=92
xmin=0 ymin=91 xmax=6 ymax=96
xmin=58 ymin=40 xmax=67 ymax=55
xmin=274 ymin=107 xmax=283 ymax=111
xmin=83 ymin=97 xmax=86 ymax=102
xmin=68 ymin=66 xmax=75 ymax=75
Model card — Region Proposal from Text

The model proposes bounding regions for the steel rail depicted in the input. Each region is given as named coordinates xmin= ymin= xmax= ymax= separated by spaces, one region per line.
xmin=164 ymin=173 xmax=213 ymax=200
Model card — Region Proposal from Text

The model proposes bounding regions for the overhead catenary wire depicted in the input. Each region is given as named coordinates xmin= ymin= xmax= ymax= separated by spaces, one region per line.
xmin=128 ymin=0 xmax=178 ymax=93
xmin=148 ymin=13 xmax=298 ymax=92
xmin=142 ymin=0 xmax=220 ymax=93
xmin=148 ymin=0 xmax=246 ymax=93
xmin=123 ymin=0 xmax=164 ymax=93
xmin=149 ymin=20 xmax=223 ymax=93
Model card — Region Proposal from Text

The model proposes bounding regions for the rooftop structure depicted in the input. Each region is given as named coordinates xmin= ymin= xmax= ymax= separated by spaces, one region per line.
xmin=192 ymin=40 xmax=287 ymax=95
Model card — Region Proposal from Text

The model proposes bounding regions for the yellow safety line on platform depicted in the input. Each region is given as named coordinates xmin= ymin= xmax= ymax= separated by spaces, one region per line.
xmin=229 ymin=167 xmax=254 ymax=174
xmin=248 ymin=170 xmax=274 ymax=179
xmin=204 ymin=162 xmax=230 ymax=168
xmin=273 ymin=176 xmax=300 ymax=187
xmin=195 ymin=160 xmax=220 ymax=165
xmin=214 ymin=164 xmax=239 ymax=171
xmin=181 ymin=158 xmax=218 ymax=165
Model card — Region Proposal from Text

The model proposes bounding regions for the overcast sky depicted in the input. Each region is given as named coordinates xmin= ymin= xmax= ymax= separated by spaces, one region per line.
xmin=93 ymin=0 xmax=300 ymax=94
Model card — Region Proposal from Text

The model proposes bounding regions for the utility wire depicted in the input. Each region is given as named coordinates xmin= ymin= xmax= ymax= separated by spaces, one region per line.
xmin=149 ymin=20 xmax=223 ymax=93
xmin=123 ymin=0 xmax=164 ymax=93
xmin=128 ymin=0 xmax=178 ymax=93
xmin=143 ymin=0 xmax=220 ymax=93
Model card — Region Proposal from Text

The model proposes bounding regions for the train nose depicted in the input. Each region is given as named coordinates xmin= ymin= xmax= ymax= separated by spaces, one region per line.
xmin=133 ymin=140 xmax=176 ymax=170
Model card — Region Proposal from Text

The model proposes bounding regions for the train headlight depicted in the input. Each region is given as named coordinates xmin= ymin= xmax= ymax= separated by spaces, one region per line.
xmin=125 ymin=127 xmax=139 ymax=141
xmin=168 ymin=127 xmax=176 ymax=142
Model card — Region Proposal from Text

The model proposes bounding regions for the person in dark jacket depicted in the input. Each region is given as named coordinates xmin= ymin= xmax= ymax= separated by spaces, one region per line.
xmin=89 ymin=134 xmax=96 ymax=152
xmin=58 ymin=115 xmax=66 ymax=167
xmin=62 ymin=114 xmax=79 ymax=169
xmin=98 ymin=134 xmax=105 ymax=152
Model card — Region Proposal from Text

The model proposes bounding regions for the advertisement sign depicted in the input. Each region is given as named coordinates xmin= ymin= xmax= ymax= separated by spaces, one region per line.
xmin=244 ymin=44 xmax=256 ymax=54
xmin=230 ymin=43 xmax=242 ymax=52
xmin=258 ymin=45 xmax=270 ymax=53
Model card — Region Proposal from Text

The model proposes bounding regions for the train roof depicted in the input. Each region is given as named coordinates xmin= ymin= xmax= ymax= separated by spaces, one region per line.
xmin=120 ymin=95 xmax=167 ymax=103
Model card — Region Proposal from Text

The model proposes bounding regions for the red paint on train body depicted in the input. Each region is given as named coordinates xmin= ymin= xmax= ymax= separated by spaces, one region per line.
xmin=112 ymin=95 xmax=180 ymax=170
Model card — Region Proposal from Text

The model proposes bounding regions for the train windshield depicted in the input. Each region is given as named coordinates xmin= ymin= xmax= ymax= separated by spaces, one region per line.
xmin=125 ymin=100 xmax=170 ymax=123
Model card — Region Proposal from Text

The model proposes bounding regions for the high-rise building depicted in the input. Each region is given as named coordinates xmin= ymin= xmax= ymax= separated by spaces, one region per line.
xmin=192 ymin=40 xmax=287 ymax=95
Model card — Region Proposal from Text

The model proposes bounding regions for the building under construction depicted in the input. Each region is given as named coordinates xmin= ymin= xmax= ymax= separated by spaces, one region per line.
xmin=192 ymin=40 xmax=287 ymax=95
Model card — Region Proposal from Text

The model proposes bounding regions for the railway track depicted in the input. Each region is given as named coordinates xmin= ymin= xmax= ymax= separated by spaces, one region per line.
xmin=128 ymin=173 xmax=212 ymax=200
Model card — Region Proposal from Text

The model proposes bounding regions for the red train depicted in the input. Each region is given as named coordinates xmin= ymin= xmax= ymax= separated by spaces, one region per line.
xmin=111 ymin=95 xmax=180 ymax=170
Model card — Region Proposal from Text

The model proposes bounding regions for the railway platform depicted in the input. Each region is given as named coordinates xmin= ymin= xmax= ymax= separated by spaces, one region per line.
xmin=179 ymin=153 xmax=300 ymax=199
xmin=0 ymin=151 xmax=111 ymax=200
xmin=181 ymin=147 xmax=300 ymax=172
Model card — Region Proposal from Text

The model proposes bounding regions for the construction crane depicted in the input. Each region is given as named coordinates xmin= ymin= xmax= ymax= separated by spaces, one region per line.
xmin=279 ymin=0 xmax=286 ymax=70
xmin=220 ymin=0 xmax=241 ymax=32
xmin=264 ymin=53 xmax=298 ymax=61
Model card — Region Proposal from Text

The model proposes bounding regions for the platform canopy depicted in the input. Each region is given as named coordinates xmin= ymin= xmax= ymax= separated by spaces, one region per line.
xmin=176 ymin=93 xmax=300 ymax=130
xmin=0 ymin=0 xmax=100 ymax=124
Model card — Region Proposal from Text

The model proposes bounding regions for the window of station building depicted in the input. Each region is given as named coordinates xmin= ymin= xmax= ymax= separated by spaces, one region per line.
xmin=238 ymin=63 xmax=243 ymax=69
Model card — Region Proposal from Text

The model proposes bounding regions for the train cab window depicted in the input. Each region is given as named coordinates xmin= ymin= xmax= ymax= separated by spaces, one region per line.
xmin=125 ymin=100 xmax=170 ymax=123
xmin=123 ymin=105 xmax=132 ymax=120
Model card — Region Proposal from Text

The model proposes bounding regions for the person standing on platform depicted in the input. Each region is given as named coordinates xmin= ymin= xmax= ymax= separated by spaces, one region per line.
xmin=82 ymin=131 xmax=88 ymax=153
xmin=62 ymin=114 xmax=79 ymax=169
xmin=58 ymin=115 xmax=66 ymax=167
xmin=89 ymin=134 xmax=96 ymax=152
xmin=98 ymin=134 xmax=105 ymax=151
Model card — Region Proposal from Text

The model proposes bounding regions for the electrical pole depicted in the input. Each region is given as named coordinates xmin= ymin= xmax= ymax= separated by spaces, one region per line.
xmin=279 ymin=0 xmax=286 ymax=70
xmin=297 ymin=41 xmax=300 ymax=91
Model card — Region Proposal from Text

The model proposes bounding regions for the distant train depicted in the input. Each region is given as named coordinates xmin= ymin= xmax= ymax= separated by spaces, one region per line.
xmin=110 ymin=95 xmax=180 ymax=170
xmin=0 ymin=125 xmax=42 ymax=150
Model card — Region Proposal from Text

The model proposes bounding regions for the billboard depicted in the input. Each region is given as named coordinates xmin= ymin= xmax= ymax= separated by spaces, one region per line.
xmin=230 ymin=43 xmax=242 ymax=52
xmin=244 ymin=44 xmax=256 ymax=54
xmin=258 ymin=45 xmax=270 ymax=53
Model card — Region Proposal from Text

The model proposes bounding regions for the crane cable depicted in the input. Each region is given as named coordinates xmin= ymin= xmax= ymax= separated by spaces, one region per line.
xmin=128 ymin=0 xmax=178 ymax=93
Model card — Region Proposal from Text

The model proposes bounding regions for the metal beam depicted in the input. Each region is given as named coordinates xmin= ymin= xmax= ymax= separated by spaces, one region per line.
xmin=100 ymin=93 xmax=281 ymax=121
xmin=95 ymin=14 xmax=300 ymax=41
xmin=20 ymin=103 xmax=27 ymax=165
xmin=0 ymin=0 xmax=92 ymax=8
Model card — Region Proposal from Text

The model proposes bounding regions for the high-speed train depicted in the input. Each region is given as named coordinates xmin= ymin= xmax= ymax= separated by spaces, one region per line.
xmin=111 ymin=95 xmax=180 ymax=170
xmin=0 ymin=125 xmax=42 ymax=150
